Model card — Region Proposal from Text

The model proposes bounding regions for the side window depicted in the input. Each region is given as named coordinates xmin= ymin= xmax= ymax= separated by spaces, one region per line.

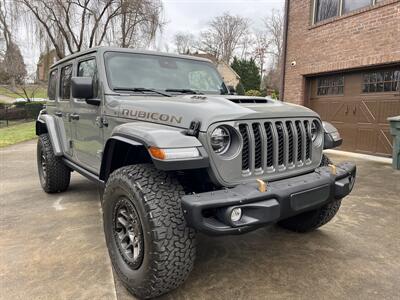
xmin=78 ymin=58 xmax=98 ymax=97
xmin=78 ymin=59 xmax=96 ymax=77
xmin=60 ymin=64 xmax=72 ymax=100
xmin=48 ymin=69 xmax=58 ymax=100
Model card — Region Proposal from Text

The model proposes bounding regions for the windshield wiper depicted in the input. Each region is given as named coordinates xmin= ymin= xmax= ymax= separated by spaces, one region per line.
xmin=113 ymin=87 xmax=171 ymax=97
xmin=165 ymin=89 xmax=203 ymax=95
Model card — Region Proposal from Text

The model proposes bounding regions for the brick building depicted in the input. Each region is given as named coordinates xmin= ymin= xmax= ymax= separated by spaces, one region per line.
xmin=281 ymin=0 xmax=400 ymax=156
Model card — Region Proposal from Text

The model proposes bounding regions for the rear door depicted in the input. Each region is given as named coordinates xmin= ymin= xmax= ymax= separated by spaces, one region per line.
xmin=70 ymin=56 xmax=103 ymax=174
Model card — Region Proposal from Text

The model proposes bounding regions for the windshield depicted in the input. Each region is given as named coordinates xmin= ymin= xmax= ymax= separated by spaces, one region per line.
xmin=104 ymin=52 xmax=228 ymax=95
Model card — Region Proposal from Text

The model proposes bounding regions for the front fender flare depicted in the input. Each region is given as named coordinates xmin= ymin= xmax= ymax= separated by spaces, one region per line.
xmin=36 ymin=113 xmax=63 ymax=156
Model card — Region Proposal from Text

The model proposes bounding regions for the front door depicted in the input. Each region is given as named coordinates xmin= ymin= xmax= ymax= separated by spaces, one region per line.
xmin=57 ymin=64 xmax=74 ymax=158
xmin=70 ymin=57 xmax=103 ymax=174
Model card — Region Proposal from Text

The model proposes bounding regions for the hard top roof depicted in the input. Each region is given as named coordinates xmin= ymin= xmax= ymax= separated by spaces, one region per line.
xmin=50 ymin=46 xmax=213 ymax=69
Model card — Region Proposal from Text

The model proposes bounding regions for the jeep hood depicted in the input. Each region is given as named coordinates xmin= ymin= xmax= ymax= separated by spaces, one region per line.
xmin=105 ymin=94 xmax=319 ymax=132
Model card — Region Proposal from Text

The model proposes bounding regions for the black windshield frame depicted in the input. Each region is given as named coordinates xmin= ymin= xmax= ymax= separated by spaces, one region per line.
xmin=103 ymin=51 xmax=229 ymax=96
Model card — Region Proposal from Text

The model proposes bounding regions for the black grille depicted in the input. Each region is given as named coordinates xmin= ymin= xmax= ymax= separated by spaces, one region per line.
xmin=239 ymin=124 xmax=249 ymax=170
xmin=286 ymin=121 xmax=295 ymax=164
xmin=276 ymin=122 xmax=285 ymax=165
xmin=295 ymin=121 xmax=303 ymax=162
xmin=264 ymin=123 xmax=274 ymax=167
xmin=252 ymin=123 xmax=262 ymax=169
xmin=238 ymin=119 xmax=317 ymax=174
xmin=304 ymin=121 xmax=311 ymax=160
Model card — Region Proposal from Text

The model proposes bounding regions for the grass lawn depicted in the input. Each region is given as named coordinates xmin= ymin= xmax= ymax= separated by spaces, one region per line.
xmin=0 ymin=121 xmax=36 ymax=148
xmin=0 ymin=86 xmax=47 ymax=99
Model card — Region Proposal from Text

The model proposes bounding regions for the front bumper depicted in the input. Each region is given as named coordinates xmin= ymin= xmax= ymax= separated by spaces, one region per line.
xmin=181 ymin=162 xmax=356 ymax=235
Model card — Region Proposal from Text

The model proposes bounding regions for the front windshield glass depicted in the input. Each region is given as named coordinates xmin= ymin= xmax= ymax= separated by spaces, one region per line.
xmin=104 ymin=52 xmax=228 ymax=95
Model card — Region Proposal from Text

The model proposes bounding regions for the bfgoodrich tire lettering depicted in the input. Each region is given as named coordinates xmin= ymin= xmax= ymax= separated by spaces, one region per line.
xmin=37 ymin=133 xmax=71 ymax=193
xmin=278 ymin=154 xmax=342 ymax=232
xmin=102 ymin=164 xmax=196 ymax=299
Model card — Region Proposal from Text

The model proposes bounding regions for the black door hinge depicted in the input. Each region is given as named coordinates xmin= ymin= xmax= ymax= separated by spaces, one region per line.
xmin=96 ymin=116 xmax=109 ymax=128
xmin=185 ymin=120 xmax=201 ymax=137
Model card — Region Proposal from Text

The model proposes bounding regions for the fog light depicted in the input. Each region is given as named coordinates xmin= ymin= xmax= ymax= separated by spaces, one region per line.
xmin=230 ymin=208 xmax=242 ymax=222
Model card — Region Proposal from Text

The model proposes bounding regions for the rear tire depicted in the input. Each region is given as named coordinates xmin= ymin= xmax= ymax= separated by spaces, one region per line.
xmin=102 ymin=164 xmax=196 ymax=299
xmin=278 ymin=154 xmax=341 ymax=232
xmin=37 ymin=134 xmax=70 ymax=193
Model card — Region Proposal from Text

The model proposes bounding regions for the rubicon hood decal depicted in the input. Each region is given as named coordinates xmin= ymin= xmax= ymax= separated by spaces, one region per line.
xmin=121 ymin=108 xmax=183 ymax=125
xmin=111 ymin=95 xmax=319 ymax=131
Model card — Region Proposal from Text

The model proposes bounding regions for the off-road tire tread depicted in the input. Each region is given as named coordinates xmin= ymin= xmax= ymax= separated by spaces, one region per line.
xmin=38 ymin=134 xmax=70 ymax=193
xmin=278 ymin=154 xmax=341 ymax=232
xmin=103 ymin=164 xmax=195 ymax=299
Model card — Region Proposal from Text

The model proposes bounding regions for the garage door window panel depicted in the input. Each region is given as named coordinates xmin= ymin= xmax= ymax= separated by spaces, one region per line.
xmin=362 ymin=69 xmax=400 ymax=93
xmin=317 ymin=76 xmax=344 ymax=96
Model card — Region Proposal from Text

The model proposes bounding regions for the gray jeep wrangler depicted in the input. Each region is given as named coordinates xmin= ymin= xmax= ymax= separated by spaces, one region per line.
xmin=36 ymin=47 xmax=356 ymax=299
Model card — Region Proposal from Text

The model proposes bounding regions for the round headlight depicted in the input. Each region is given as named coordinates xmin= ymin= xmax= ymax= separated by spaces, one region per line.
xmin=311 ymin=120 xmax=320 ymax=142
xmin=210 ymin=126 xmax=231 ymax=154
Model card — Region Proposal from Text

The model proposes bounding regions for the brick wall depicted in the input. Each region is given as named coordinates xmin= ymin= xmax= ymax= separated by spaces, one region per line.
xmin=283 ymin=0 xmax=400 ymax=104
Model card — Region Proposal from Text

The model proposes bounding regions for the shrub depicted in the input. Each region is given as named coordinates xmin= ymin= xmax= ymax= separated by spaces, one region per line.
xmin=245 ymin=90 xmax=262 ymax=97
xmin=25 ymin=102 xmax=45 ymax=119
xmin=271 ymin=90 xmax=279 ymax=100
xmin=235 ymin=83 xmax=245 ymax=95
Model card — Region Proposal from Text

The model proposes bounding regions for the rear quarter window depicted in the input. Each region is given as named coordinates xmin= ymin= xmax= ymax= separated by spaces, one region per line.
xmin=60 ymin=64 xmax=73 ymax=100
xmin=48 ymin=69 xmax=58 ymax=100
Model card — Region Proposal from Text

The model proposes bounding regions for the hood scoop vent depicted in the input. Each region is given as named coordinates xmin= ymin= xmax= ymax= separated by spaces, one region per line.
xmin=228 ymin=98 xmax=269 ymax=104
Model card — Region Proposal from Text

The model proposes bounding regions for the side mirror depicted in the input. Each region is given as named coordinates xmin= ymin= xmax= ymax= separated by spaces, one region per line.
xmin=227 ymin=85 xmax=236 ymax=95
xmin=71 ymin=77 xmax=99 ymax=105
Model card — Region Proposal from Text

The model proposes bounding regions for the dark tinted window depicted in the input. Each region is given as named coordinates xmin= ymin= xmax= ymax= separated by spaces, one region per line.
xmin=48 ymin=69 xmax=58 ymax=100
xmin=60 ymin=65 xmax=72 ymax=100
xmin=343 ymin=0 xmax=372 ymax=13
xmin=362 ymin=69 xmax=400 ymax=93
xmin=315 ymin=0 xmax=339 ymax=22
xmin=317 ymin=75 xmax=344 ymax=96
xmin=78 ymin=59 xmax=96 ymax=77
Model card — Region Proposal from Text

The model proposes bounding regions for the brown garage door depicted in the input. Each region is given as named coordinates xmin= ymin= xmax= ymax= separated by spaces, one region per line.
xmin=308 ymin=66 xmax=400 ymax=157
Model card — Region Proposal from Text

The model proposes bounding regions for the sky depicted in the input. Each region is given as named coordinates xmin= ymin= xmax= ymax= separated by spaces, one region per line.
xmin=17 ymin=0 xmax=284 ymax=74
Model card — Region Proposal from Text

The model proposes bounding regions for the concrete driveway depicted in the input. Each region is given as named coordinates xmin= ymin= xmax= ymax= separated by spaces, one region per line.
xmin=1 ymin=140 xmax=399 ymax=300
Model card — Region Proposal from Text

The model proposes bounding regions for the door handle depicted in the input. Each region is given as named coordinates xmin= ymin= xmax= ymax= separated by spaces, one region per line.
xmin=55 ymin=111 xmax=62 ymax=117
xmin=70 ymin=113 xmax=80 ymax=120
xmin=353 ymin=105 xmax=357 ymax=114
xmin=345 ymin=105 xmax=349 ymax=114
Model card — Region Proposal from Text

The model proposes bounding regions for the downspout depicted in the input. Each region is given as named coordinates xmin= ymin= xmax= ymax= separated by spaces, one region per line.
xmin=279 ymin=0 xmax=290 ymax=101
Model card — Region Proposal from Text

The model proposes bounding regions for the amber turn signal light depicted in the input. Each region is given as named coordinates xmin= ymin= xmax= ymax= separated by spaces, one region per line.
xmin=148 ymin=147 xmax=166 ymax=160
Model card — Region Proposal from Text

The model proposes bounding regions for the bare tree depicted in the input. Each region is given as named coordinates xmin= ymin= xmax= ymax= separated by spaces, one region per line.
xmin=0 ymin=0 xmax=12 ymax=50
xmin=199 ymin=12 xmax=249 ymax=63
xmin=264 ymin=9 xmax=284 ymax=69
xmin=261 ymin=9 xmax=284 ymax=92
xmin=114 ymin=0 xmax=164 ymax=48
xmin=252 ymin=31 xmax=270 ymax=79
xmin=17 ymin=0 xmax=164 ymax=59
xmin=173 ymin=32 xmax=195 ymax=54
xmin=0 ymin=1 xmax=27 ymax=86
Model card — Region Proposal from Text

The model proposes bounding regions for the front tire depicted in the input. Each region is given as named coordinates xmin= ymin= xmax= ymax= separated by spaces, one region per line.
xmin=102 ymin=164 xmax=196 ymax=299
xmin=277 ymin=154 xmax=342 ymax=232
xmin=37 ymin=134 xmax=71 ymax=193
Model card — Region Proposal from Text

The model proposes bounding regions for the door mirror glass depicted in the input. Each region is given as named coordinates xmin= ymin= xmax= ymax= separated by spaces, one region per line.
xmin=71 ymin=77 xmax=95 ymax=102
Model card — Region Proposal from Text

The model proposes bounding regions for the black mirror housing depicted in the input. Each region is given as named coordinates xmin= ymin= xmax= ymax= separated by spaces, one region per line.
xmin=71 ymin=77 xmax=94 ymax=100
